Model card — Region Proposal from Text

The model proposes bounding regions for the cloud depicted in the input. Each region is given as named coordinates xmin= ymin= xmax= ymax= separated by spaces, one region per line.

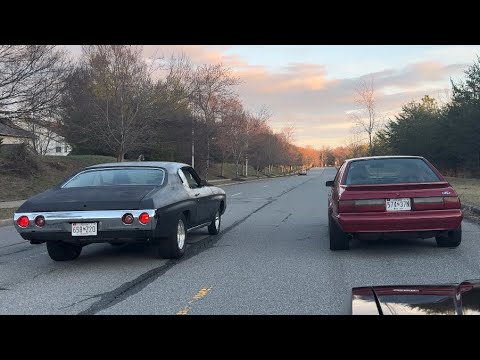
xmin=64 ymin=45 xmax=472 ymax=148
xmin=234 ymin=63 xmax=331 ymax=94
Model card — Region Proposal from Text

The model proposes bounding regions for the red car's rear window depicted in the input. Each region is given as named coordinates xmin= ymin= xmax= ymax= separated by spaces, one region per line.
xmin=344 ymin=158 xmax=441 ymax=185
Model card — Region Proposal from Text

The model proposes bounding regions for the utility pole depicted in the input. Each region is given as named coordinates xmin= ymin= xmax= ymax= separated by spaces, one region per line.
xmin=191 ymin=116 xmax=195 ymax=168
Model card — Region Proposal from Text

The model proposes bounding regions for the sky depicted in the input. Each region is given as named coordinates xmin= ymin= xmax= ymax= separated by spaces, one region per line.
xmin=66 ymin=45 xmax=480 ymax=148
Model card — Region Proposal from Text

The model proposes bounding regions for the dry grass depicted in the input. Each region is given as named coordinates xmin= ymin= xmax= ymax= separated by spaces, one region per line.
xmin=0 ymin=155 xmax=116 ymax=202
xmin=0 ymin=207 xmax=15 ymax=220
xmin=445 ymin=177 xmax=480 ymax=208
xmin=207 ymin=163 xmax=292 ymax=179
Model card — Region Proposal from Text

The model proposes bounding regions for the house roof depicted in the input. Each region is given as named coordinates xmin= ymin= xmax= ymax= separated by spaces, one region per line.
xmin=0 ymin=119 xmax=35 ymax=139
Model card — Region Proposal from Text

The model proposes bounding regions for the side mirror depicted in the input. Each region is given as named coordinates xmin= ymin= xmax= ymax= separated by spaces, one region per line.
xmin=325 ymin=180 xmax=334 ymax=187
xmin=200 ymin=179 xmax=209 ymax=187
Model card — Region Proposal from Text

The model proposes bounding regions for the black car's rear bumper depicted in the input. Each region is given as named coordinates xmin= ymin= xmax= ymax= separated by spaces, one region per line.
xmin=14 ymin=209 xmax=158 ymax=244
xmin=21 ymin=230 xmax=154 ymax=244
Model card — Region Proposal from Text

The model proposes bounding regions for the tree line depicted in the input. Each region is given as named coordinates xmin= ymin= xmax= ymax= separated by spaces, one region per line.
xmin=372 ymin=56 xmax=480 ymax=177
xmin=0 ymin=45 xmax=322 ymax=179
xmin=318 ymin=56 xmax=480 ymax=176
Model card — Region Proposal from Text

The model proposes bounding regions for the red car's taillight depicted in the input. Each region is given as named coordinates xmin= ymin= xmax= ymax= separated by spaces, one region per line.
xmin=339 ymin=199 xmax=385 ymax=213
xmin=443 ymin=196 xmax=461 ymax=209
xmin=413 ymin=196 xmax=461 ymax=210
xmin=138 ymin=212 xmax=150 ymax=225
xmin=17 ymin=216 xmax=30 ymax=228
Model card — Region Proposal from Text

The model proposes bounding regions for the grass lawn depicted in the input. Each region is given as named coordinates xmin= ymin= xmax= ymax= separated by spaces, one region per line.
xmin=0 ymin=155 xmax=116 ymax=202
xmin=445 ymin=177 xmax=480 ymax=208
xmin=0 ymin=207 xmax=15 ymax=220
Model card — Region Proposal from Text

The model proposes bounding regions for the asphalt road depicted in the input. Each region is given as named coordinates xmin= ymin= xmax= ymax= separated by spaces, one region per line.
xmin=1 ymin=167 xmax=480 ymax=314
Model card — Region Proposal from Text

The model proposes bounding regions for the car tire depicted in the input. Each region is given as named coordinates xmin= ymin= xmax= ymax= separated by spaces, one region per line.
xmin=155 ymin=214 xmax=187 ymax=259
xmin=329 ymin=215 xmax=350 ymax=250
xmin=435 ymin=225 xmax=462 ymax=248
xmin=208 ymin=209 xmax=221 ymax=235
xmin=46 ymin=241 xmax=82 ymax=261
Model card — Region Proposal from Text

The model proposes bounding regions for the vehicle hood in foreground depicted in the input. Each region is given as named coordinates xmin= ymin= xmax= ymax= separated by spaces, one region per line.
xmin=17 ymin=186 xmax=157 ymax=212
xmin=352 ymin=280 xmax=480 ymax=315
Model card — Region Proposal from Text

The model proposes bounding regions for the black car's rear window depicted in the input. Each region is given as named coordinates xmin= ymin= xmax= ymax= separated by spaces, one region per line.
xmin=344 ymin=158 xmax=441 ymax=185
xmin=62 ymin=168 xmax=165 ymax=188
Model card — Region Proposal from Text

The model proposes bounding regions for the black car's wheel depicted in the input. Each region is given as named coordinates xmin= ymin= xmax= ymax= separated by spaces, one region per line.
xmin=46 ymin=241 xmax=82 ymax=261
xmin=208 ymin=209 xmax=221 ymax=235
xmin=155 ymin=214 xmax=187 ymax=259
xmin=329 ymin=215 xmax=350 ymax=250
xmin=436 ymin=225 xmax=462 ymax=248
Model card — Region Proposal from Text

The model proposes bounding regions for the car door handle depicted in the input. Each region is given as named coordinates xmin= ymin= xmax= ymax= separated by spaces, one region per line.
xmin=195 ymin=193 xmax=200 ymax=197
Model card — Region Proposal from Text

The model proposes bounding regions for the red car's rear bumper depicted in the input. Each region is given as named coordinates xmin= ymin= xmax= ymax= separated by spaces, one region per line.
xmin=336 ymin=209 xmax=463 ymax=233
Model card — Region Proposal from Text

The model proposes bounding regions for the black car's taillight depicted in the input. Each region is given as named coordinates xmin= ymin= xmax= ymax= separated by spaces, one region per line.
xmin=17 ymin=216 xmax=30 ymax=228
xmin=138 ymin=212 xmax=150 ymax=225
xmin=122 ymin=213 xmax=134 ymax=225
xmin=34 ymin=215 xmax=45 ymax=227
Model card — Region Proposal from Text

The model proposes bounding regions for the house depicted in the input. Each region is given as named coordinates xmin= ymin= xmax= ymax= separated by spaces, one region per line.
xmin=0 ymin=118 xmax=71 ymax=156
xmin=0 ymin=119 xmax=35 ymax=145
xmin=28 ymin=123 xmax=72 ymax=156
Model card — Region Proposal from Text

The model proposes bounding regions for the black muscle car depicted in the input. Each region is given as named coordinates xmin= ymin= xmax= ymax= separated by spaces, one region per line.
xmin=352 ymin=280 xmax=480 ymax=315
xmin=13 ymin=162 xmax=226 ymax=261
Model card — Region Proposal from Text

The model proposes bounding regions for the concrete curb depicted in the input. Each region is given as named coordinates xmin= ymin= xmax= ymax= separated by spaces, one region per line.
xmin=0 ymin=199 xmax=25 ymax=209
xmin=0 ymin=219 xmax=12 ymax=228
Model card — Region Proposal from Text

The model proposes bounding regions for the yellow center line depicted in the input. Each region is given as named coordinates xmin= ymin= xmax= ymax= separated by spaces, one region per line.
xmin=176 ymin=287 xmax=212 ymax=315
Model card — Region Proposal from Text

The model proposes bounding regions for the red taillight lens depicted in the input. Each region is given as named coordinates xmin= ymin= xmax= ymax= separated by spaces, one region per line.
xmin=338 ymin=199 xmax=385 ymax=213
xmin=338 ymin=200 xmax=355 ymax=213
xmin=34 ymin=215 xmax=45 ymax=227
xmin=17 ymin=216 xmax=30 ymax=228
xmin=138 ymin=212 xmax=150 ymax=225
xmin=444 ymin=196 xmax=461 ymax=209
xmin=122 ymin=213 xmax=134 ymax=225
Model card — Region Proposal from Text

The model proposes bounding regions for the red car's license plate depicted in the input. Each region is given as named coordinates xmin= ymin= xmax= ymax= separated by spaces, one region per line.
xmin=386 ymin=198 xmax=411 ymax=211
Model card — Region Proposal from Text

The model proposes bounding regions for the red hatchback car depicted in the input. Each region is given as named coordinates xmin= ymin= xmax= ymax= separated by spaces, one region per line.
xmin=326 ymin=156 xmax=463 ymax=250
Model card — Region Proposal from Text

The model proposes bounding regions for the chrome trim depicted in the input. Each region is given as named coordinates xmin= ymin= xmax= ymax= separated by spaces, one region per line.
xmin=187 ymin=222 xmax=211 ymax=233
xmin=13 ymin=209 xmax=157 ymax=233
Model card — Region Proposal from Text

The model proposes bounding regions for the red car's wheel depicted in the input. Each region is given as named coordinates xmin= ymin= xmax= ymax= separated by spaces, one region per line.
xmin=329 ymin=215 xmax=350 ymax=250
xmin=435 ymin=225 xmax=462 ymax=248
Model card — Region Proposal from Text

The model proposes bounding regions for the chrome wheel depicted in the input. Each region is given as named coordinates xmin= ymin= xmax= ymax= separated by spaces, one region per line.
xmin=177 ymin=219 xmax=186 ymax=249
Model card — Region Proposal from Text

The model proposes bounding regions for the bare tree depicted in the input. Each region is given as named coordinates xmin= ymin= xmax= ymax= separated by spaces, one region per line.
xmin=0 ymin=46 xmax=70 ymax=123
xmin=190 ymin=63 xmax=240 ymax=178
xmin=62 ymin=45 xmax=155 ymax=161
xmin=349 ymin=77 xmax=379 ymax=155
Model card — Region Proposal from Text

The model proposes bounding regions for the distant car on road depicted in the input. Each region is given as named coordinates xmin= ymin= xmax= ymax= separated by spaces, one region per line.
xmin=325 ymin=156 xmax=463 ymax=250
xmin=298 ymin=169 xmax=307 ymax=175
xmin=14 ymin=162 xmax=226 ymax=261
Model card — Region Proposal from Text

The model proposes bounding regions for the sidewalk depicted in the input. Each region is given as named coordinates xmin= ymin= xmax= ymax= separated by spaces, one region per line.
xmin=0 ymin=199 xmax=25 ymax=209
